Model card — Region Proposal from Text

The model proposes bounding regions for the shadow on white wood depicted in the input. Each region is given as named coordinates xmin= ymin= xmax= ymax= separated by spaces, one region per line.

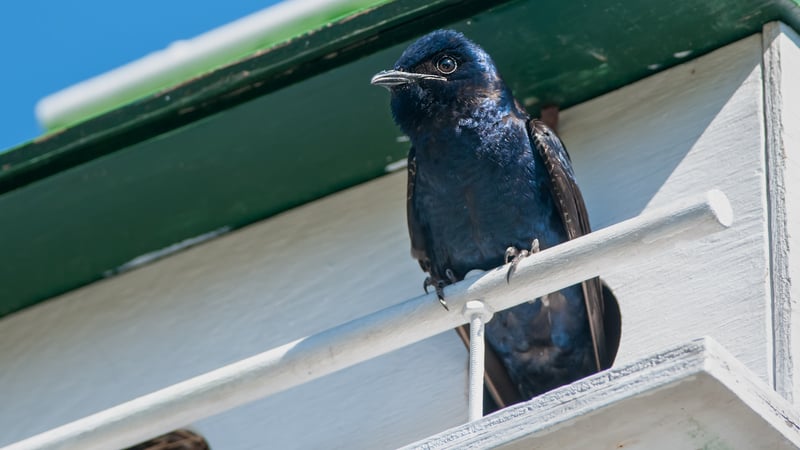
xmin=0 ymin=172 xmax=468 ymax=449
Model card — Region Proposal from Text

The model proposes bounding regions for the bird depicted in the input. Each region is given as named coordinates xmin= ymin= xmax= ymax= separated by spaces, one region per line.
xmin=371 ymin=29 xmax=614 ymax=402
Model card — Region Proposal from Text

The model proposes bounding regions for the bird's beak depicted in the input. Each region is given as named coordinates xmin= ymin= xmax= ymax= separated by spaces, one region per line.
xmin=370 ymin=69 xmax=447 ymax=88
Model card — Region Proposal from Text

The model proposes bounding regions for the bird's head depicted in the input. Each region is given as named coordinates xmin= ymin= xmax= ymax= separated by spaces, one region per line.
xmin=371 ymin=30 xmax=512 ymax=132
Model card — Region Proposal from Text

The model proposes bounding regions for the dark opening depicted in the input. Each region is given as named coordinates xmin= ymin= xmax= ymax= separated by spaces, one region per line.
xmin=123 ymin=429 xmax=210 ymax=450
xmin=477 ymin=278 xmax=622 ymax=416
xmin=601 ymin=280 xmax=622 ymax=368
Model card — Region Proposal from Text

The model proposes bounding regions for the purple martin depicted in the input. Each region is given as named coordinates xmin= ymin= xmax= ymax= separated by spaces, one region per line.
xmin=372 ymin=30 xmax=615 ymax=402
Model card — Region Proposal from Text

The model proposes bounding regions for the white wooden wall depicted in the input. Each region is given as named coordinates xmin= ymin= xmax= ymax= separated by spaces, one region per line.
xmin=0 ymin=172 xmax=469 ymax=449
xmin=564 ymin=33 xmax=772 ymax=380
xmin=1 ymin=24 xmax=798 ymax=449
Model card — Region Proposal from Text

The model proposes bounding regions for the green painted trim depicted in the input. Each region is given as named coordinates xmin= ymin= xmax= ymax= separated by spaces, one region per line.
xmin=0 ymin=0 xmax=799 ymax=318
xmin=0 ymin=0 xmax=506 ymax=195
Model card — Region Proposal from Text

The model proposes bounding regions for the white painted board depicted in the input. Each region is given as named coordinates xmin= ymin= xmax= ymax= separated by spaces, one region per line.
xmin=764 ymin=21 xmax=800 ymax=403
xmin=404 ymin=338 xmax=800 ymax=450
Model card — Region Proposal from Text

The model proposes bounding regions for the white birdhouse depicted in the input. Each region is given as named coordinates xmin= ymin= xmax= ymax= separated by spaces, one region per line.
xmin=1 ymin=2 xmax=799 ymax=449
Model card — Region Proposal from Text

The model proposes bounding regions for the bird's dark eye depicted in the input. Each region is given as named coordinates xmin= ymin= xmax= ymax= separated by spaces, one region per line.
xmin=436 ymin=55 xmax=457 ymax=74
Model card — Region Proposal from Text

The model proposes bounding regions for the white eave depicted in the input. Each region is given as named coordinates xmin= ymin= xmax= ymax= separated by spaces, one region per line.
xmin=405 ymin=337 xmax=800 ymax=449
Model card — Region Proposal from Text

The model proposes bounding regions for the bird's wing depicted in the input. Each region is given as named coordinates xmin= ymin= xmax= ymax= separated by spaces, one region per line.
xmin=528 ymin=119 xmax=611 ymax=370
xmin=407 ymin=146 xmax=432 ymax=272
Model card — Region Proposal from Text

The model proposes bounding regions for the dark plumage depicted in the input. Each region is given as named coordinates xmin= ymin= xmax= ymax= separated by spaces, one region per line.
xmin=372 ymin=30 xmax=613 ymax=402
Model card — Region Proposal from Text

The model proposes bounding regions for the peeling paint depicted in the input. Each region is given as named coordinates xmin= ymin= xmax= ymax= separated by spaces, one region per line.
xmin=588 ymin=49 xmax=608 ymax=62
xmin=103 ymin=226 xmax=232 ymax=277
xmin=384 ymin=159 xmax=408 ymax=172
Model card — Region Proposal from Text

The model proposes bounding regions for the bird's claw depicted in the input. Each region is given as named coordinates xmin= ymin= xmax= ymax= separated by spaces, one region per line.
xmin=424 ymin=276 xmax=450 ymax=311
xmin=505 ymin=239 xmax=540 ymax=283
xmin=504 ymin=247 xmax=529 ymax=283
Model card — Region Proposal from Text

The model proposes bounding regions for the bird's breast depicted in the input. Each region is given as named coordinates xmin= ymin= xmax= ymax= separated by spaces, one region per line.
xmin=412 ymin=132 xmax=564 ymax=279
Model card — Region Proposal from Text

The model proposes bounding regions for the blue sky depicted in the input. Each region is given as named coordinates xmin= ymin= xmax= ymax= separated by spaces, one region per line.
xmin=0 ymin=1 xmax=283 ymax=151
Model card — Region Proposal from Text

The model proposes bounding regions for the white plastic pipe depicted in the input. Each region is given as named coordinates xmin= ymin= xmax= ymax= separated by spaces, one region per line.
xmin=469 ymin=314 xmax=485 ymax=421
xmin=3 ymin=190 xmax=733 ymax=450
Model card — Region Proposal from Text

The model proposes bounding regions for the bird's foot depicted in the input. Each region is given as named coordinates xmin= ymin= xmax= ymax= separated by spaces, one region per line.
xmin=423 ymin=269 xmax=457 ymax=311
xmin=424 ymin=277 xmax=449 ymax=310
xmin=504 ymin=239 xmax=540 ymax=283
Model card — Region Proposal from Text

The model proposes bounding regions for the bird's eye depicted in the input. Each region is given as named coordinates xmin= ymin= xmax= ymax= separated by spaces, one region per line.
xmin=436 ymin=55 xmax=457 ymax=74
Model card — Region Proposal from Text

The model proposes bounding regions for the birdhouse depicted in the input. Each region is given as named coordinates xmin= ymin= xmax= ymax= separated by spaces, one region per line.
xmin=2 ymin=1 xmax=800 ymax=449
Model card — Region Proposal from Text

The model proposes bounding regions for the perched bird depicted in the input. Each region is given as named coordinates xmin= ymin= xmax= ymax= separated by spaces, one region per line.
xmin=372 ymin=30 xmax=614 ymax=402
